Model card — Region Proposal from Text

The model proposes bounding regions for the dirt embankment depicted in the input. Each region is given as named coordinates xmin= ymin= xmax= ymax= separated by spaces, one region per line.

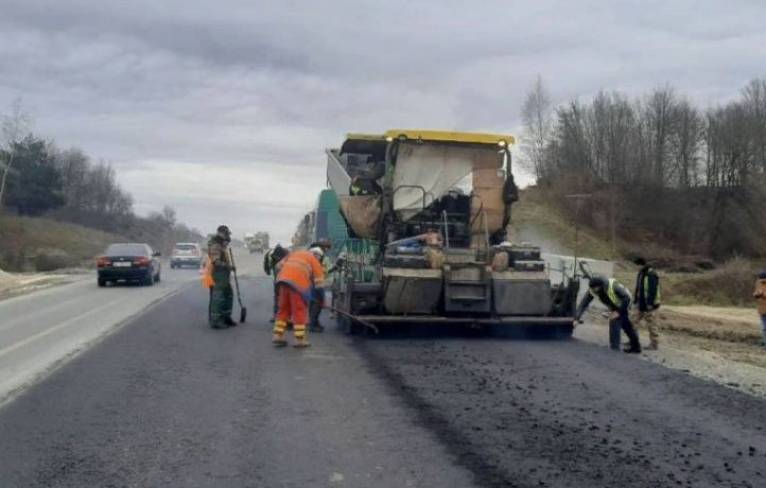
xmin=0 ymin=214 xmax=125 ymax=272
xmin=660 ymin=306 xmax=763 ymax=346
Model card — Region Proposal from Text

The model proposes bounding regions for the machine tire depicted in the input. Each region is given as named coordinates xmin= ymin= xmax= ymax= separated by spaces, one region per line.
xmin=97 ymin=278 xmax=106 ymax=287
xmin=155 ymin=272 xmax=161 ymax=283
xmin=143 ymin=272 xmax=154 ymax=286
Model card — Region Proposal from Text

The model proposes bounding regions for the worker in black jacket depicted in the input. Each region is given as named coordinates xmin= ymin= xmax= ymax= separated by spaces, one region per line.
xmin=576 ymin=275 xmax=642 ymax=353
xmin=633 ymin=257 xmax=661 ymax=350
xmin=263 ymin=244 xmax=288 ymax=322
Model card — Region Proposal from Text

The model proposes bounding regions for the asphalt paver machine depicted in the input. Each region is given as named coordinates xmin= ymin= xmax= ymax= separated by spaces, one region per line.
xmin=326 ymin=129 xmax=579 ymax=336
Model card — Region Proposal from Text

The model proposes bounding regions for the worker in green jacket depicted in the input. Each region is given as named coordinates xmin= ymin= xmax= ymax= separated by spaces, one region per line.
xmin=576 ymin=275 xmax=641 ymax=353
xmin=207 ymin=225 xmax=236 ymax=329
xmin=633 ymin=257 xmax=661 ymax=350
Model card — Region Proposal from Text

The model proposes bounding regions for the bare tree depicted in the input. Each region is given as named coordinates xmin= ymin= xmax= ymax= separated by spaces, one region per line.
xmin=742 ymin=78 xmax=766 ymax=173
xmin=0 ymin=98 xmax=33 ymax=208
xmin=520 ymin=75 xmax=553 ymax=180
xmin=670 ymin=99 xmax=703 ymax=187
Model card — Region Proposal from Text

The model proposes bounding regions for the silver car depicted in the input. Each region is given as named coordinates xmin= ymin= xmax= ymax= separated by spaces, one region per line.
xmin=170 ymin=243 xmax=202 ymax=269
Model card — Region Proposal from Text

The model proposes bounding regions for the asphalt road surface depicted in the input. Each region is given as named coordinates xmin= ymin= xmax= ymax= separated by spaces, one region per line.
xmin=1 ymin=259 xmax=765 ymax=487
xmin=0 ymin=249 xmax=260 ymax=406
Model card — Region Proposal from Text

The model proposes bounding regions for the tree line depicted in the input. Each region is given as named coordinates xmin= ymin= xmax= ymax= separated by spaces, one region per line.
xmin=520 ymin=77 xmax=766 ymax=260
xmin=0 ymin=100 xmax=203 ymax=254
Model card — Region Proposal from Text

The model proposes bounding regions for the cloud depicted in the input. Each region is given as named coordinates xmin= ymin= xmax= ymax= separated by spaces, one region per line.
xmin=0 ymin=0 xmax=764 ymax=240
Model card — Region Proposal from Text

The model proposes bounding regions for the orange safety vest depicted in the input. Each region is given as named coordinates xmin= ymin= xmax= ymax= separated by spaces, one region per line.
xmin=276 ymin=250 xmax=325 ymax=302
xmin=200 ymin=258 xmax=214 ymax=288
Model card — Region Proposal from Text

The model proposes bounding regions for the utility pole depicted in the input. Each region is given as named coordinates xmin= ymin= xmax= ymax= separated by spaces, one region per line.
xmin=564 ymin=193 xmax=592 ymax=279
xmin=610 ymin=188 xmax=617 ymax=260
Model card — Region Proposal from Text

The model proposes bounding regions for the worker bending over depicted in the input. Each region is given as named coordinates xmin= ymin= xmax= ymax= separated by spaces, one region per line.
xmin=273 ymin=248 xmax=325 ymax=348
xmin=577 ymin=275 xmax=642 ymax=353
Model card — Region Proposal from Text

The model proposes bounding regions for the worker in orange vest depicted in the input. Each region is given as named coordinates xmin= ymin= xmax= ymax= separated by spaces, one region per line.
xmin=273 ymin=247 xmax=325 ymax=348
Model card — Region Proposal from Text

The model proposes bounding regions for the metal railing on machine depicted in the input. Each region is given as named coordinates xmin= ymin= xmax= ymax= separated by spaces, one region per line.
xmin=339 ymin=238 xmax=380 ymax=283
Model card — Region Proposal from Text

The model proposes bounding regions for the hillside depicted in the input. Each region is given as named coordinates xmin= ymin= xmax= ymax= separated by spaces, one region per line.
xmin=512 ymin=187 xmax=763 ymax=308
xmin=510 ymin=187 xmax=616 ymax=260
xmin=0 ymin=214 xmax=126 ymax=272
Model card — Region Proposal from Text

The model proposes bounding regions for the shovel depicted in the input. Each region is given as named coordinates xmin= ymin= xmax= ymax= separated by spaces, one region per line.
xmin=329 ymin=307 xmax=379 ymax=334
xmin=228 ymin=248 xmax=247 ymax=323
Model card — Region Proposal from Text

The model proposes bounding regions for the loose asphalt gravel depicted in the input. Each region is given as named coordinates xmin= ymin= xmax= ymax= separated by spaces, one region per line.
xmin=1 ymin=276 xmax=765 ymax=487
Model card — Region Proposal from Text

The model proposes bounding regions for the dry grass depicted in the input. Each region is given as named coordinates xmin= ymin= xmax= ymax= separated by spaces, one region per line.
xmin=664 ymin=257 xmax=759 ymax=307
xmin=511 ymin=188 xmax=615 ymax=260
xmin=614 ymin=257 xmax=760 ymax=308
xmin=0 ymin=214 xmax=126 ymax=271
xmin=657 ymin=306 xmax=762 ymax=345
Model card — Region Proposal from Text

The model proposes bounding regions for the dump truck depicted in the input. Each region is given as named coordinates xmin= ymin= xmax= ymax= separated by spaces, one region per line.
xmin=321 ymin=129 xmax=580 ymax=336
xmin=245 ymin=232 xmax=269 ymax=254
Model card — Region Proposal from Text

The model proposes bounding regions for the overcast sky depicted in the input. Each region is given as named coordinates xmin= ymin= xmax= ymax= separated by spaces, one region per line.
xmin=1 ymin=0 xmax=764 ymax=244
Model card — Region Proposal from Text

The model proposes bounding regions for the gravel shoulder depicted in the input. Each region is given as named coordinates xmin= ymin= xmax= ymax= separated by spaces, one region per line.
xmin=576 ymin=308 xmax=766 ymax=398
xmin=0 ymin=268 xmax=88 ymax=301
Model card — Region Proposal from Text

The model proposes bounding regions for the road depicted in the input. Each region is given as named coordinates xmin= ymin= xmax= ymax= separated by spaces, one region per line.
xmin=0 ymin=249 xmax=260 ymax=406
xmin=0 ymin=256 xmax=765 ymax=487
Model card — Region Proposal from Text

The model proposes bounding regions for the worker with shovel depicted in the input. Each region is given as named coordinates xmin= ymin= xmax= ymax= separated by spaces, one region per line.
xmin=273 ymin=248 xmax=325 ymax=348
xmin=206 ymin=225 xmax=237 ymax=329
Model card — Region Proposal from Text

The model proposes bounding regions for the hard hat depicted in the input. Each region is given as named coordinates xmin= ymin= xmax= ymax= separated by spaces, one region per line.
xmin=588 ymin=275 xmax=608 ymax=289
xmin=309 ymin=247 xmax=324 ymax=258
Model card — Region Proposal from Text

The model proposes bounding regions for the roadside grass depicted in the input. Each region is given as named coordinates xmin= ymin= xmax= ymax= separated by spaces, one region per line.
xmin=657 ymin=307 xmax=763 ymax=345
xmin=0 ymin=214 xmax=126 ymax=272
xmin=511 ymin=188 xmax=615 ymax=260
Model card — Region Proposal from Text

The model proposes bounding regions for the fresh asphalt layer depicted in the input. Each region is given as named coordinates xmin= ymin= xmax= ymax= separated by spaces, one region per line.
xmin=1 ymin=274 xmax=765 ymax=487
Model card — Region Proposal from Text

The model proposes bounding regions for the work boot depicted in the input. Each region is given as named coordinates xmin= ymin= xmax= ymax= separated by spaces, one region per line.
xmin=272 ymin=320 xmax=288 ymax=347
xmin=293 ymin=324 xmax=311 ymax=348
xmin=309 ymin=324 xmax=325 ymax=333
xmin=645 ymin=342 xmax=658 ymax=351
xmin=623 ymin=346 xmax=642 ymax=354
xmin=224 ymin=316 xmax=237 ymax=327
